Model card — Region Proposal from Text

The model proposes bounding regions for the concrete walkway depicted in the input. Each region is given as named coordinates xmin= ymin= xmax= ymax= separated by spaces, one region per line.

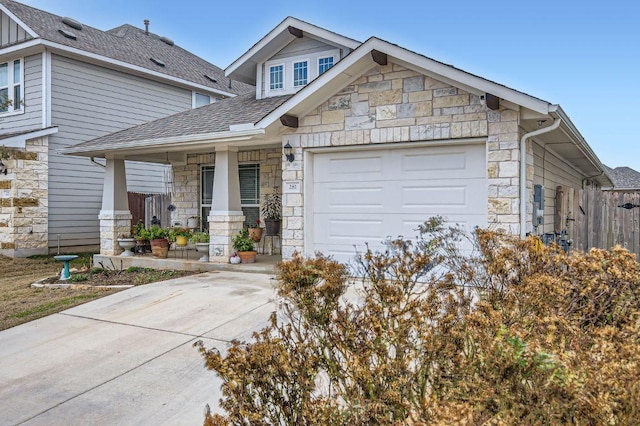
xmin=0 ymin=271 xmax=277 ymax=426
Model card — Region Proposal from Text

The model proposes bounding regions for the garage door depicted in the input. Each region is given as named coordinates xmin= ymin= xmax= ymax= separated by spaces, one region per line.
xmin=311 ymin=144 xmax=487 ymax=263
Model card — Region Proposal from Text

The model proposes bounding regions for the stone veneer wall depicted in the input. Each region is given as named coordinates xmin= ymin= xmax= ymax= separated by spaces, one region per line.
xmin=171 ymin=148 xmax=282 ymax=228
xmin=281 ymin=62 xmax=528 ymax=258
xmin=0 ymin=136 xmax=49 ymax=257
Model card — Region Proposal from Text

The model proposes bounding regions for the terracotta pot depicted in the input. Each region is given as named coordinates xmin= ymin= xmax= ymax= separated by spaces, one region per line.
xmin=264 ymin=219 xmax=280 ymax=236
xmin=150 ymin=238 xmax=169 ymax=258
xmin=238 ymin=251 xmax=257 ymax=264
xmin=248 ymin=227 xmax=263 ymax=242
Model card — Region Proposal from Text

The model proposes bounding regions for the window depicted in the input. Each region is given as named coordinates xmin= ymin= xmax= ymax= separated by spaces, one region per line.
xmin=293 ymin=61 xmax=308 ymax=87
xmin=269 ymin=65 xmax=283 ymax=90
xmin=0 ymin=59 xmax=22 ymax=114
xmin=200 ymin=164 xmax=261 ymax=228
xmin=193 ymin=93 xmax=211 ymax=108
xmin=318 ymin=56 xmax=334 ymax=75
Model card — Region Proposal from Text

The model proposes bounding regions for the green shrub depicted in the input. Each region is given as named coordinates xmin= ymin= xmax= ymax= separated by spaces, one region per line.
xmin=68 ymin=274 xmax=88 ymax=283
xmin=126 ymin=266 xmax=144 ymax=273
xmin=197 ymin=220 xmax=640 ymax=425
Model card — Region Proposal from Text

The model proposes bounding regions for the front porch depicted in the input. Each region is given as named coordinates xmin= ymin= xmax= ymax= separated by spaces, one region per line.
xmin=94 ymin=248 xmax=281 ymax=274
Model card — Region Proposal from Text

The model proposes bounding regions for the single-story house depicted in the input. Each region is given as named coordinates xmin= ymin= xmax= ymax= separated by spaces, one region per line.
xmin=61 ymin=17 xmax=612 ymax=264
xmin=603 ymin=165 xmax=640 ymax=192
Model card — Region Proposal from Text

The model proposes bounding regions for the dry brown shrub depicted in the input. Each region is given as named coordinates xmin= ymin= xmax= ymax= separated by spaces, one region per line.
xmin=196 ymin=218 xmax=640 ymax=425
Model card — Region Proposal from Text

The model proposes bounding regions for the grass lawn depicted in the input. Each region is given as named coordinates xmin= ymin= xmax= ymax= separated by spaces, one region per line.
xmin=0 ymin=254 xmax=197 ymax=331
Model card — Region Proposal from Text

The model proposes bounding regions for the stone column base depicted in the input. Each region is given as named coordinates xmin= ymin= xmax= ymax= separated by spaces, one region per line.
xmin=208 ymin=212 xmax=245 ymax=263
xmin=99 ymin=210 xmax=132 ymax=255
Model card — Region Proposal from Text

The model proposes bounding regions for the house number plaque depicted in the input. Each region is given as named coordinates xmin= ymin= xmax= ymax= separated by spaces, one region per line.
xmin=284 ymin=181 xmax=301 ymax=193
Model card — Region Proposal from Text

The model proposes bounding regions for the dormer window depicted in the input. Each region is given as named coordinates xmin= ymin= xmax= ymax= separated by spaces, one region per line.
xmin=263 ymin=49 xmax=338 ymax=97
xmin=269 ymin=65 xmax=283 ymax=90
xmin=318 ymin=56 xmax=334 ymax=74
xmin=293 ymin=61 xmax=308 ymax=87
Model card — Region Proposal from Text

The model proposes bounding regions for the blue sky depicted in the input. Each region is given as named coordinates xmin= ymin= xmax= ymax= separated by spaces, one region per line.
xmin=24 ymin=0 xmax=640 ymax=170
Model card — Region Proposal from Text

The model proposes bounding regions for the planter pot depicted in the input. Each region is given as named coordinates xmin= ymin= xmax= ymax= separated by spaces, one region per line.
xmin=117 ymin=238 xmax=136 ymax=257
xmin=187 ymin=217 xmax=199 ymax=228
xmin=195 ymin=243 xmax=210 ymax=262
xmin=248 ymin=227 xmax=263 ymax=242
xmin=150 ymin=238 xmax=170 ymax=258
xmin=175 ymin=235 xmax=188 ymax=246
xmin=264 ymin=219 xmax=281 ymax=236
xmin=238 ymin=251 xmax=257 ymax=263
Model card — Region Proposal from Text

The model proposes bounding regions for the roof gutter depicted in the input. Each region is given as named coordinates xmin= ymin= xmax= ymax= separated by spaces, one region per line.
xmin=519 ymin=117 xmax=561 ymax=238
xmin=59 ymin=127 xmax=265 ymax=156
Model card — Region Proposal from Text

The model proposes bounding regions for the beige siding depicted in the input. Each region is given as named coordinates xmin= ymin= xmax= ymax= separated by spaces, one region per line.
xmin=0 ymin=54 xmax=42 ymax=133
xmin=272 ymin=37 xmax=337 ymax=60
xmin=532 ymin=140 xmax=583 ymax=234
xmin=49 ymin=54 xmax=192 ymax=247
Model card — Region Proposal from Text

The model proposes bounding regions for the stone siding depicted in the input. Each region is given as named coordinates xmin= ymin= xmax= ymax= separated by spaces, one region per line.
xmin=171 ymin=147 xmax=282 ymax=236
xmin=281 ymin=62 xmax=523 ymax=258
xmin=0 ymin=137 xmax=49 ymax=257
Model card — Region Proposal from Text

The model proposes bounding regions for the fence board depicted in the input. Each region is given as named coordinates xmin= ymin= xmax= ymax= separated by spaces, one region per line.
xmin=575 ymin=190 xmax=640 ymax=256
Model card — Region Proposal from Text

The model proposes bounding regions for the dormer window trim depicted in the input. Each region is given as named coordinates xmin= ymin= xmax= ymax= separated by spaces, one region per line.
xmin=263 ymin=49 xmax=339 ymax=98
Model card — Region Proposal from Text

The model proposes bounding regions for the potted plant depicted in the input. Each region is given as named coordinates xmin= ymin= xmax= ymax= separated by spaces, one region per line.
xmin=232 ymin=228 xmax=257 ymax=263
xmin=141 ymin=225 xmax=170 ymax=258
xmin=261 ymin=188 xmax=281 ymax=236
xmin=248 ymin=219 xmax=263 ymax=242
xmin=132 ymin=220 xmax=149 ymax=254
xmin=192 ymin=231 xmax=210 ymax=262
xmin=116 ymin=233 xmax=136 ymax=257
xmin=171 ymin=227 xmax=192 ymax=247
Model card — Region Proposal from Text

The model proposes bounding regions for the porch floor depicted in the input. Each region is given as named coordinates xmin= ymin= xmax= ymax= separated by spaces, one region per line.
xmin=94 ymin=248 xmax=281 ymax=274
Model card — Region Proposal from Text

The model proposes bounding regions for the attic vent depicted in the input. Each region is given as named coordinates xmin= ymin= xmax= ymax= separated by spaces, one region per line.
xmin=58 ymin=29 xmax=77 ymax=40
xmin=61 ymin=17 xmax=83 ymax=31
xmin=204 ymin=74 xmax=217 ymax=83
xmin=149 ymin=57 xmax=165 ymax=67
xmin=159 ymin=36 xmax=174 ymax=46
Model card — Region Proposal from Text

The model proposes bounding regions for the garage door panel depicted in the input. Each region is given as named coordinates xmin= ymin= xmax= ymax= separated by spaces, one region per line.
xmin=311 ymin=144 xmax=487 ymax=263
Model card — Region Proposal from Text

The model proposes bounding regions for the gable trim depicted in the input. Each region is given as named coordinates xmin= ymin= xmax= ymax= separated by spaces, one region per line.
xmin=255 ymin=37 xmax=552 ymax=130
xmin=225 ymin=17 xmax=360 ymax=79
xmin=0 ymin=4 xmax=38 ymax=38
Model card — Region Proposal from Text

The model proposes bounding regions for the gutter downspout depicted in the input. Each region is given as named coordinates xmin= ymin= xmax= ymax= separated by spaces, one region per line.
xmin=519 ymin=117 xmax=561 ymax=238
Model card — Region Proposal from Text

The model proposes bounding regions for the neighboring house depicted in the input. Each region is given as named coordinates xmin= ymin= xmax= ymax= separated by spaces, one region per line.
xmin=63 ymin=17 xmax=612 ymax=264
xmin=0 ymin=0 xmax=251 ymax=257
xmin=603 ymin=165 xmax=640 ymax=192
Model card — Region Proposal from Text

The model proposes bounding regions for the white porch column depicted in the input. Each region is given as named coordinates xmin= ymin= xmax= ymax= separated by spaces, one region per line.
xmin=99 ymin=158 xmax=131 ymax=255
xmin=208 ymin=147 xmax=245 ymax=262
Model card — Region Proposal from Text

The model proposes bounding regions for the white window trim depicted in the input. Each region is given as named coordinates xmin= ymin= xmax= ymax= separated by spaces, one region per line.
xmin=200 ymin=163 xmax=261 ymax=222
xmin=192 ymin=91 xmax=213 ymax=108
xmin=292 ymin=59 xmax=309 ymax=87
xmin=267 ymin=63 xmax=285 ymax=94
xmin=0 ymin=57 xmax=24 ymax=117
xmin=317 ymin=55 xmax=335 ymax=75
xmin=264 ymin=49 xmax=339 ymax=97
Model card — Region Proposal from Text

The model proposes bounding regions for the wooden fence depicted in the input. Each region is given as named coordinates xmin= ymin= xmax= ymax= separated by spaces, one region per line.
xmin=127 ymin=192 xmax=172 ymax=229
xmin=574 ymin=190 xmax=640 ymax=256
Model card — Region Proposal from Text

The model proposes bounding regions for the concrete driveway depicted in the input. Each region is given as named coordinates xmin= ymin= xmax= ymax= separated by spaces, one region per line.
xmin=0 ymin=271 xmax=277 ymax=426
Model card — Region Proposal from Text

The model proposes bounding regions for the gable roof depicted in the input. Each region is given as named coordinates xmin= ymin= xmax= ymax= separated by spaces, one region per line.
xmin=0 ymin=0 xmax=253 ymax=96
xmin=604 ymin=166 xmax=640 ymax=190
xmin=62 ymin=93 xmax=291 ymax=155
xmin=226 ymin=16 xmax=361 ymax=85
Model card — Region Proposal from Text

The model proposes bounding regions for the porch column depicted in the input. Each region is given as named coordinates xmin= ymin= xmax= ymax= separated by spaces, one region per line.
xmin=98 ymin=158 xmax=131 ymax=255
xmin=208 ymin=147 xmax=245 ymax=262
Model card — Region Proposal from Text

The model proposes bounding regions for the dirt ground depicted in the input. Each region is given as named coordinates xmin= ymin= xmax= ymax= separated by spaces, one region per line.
xmin=0 ymin=254 xmax=196 ymax=331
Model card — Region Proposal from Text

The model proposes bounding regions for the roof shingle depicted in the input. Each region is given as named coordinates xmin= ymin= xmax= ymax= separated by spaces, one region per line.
xmin=68 ymin=93 xmax=292 ymax=151
xmin=0 ymin=0 xmax=253 ymax=95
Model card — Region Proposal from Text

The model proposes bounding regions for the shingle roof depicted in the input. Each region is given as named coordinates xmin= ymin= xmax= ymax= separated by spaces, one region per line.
xmin=604 ymin=165 xmax=640 ymax=189
xmin=67 ymin=93 xmax=292 ymax=151
xmin=0 ymin=0 xmax=253 ymax=95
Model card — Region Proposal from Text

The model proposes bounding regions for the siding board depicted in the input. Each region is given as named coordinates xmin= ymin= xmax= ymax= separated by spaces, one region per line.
xmin=49 ymin=54 xmax=191 ymax=247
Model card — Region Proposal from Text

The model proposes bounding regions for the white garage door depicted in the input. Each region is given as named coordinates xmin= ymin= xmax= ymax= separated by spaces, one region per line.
xmin=311 ymin=144 xmax=487 ymax=263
